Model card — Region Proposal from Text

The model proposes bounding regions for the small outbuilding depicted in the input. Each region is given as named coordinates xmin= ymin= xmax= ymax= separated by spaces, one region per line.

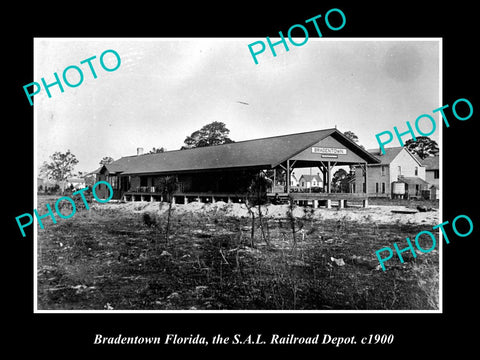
xmin=420 ymin=155 xmax=440 ymax=200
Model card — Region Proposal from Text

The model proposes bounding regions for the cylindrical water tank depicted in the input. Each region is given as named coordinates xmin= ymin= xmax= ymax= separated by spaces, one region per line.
xmin=392 ymin=181 xmax=405 ymax=195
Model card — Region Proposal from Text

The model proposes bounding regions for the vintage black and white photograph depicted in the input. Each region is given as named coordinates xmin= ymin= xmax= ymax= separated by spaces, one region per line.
xmin=34 ymin=38 xmax=441 ymax=312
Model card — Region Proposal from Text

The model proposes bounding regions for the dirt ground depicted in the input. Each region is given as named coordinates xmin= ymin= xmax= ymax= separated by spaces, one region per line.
xmin=37 ymin=196 xmax=440 ymax=311
xmin=101 ymin=198 xmax=439 ymax=225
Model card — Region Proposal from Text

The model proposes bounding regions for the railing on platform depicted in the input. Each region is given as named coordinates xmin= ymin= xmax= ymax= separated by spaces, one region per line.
xmin=289 ymin=192 xmax=368 ymax=200
xmin=128 ymin=186 xmax=158 ymax=193
xmin=122 ymin=191 xmax=248 ymax=204
xmin=267 ymin=192 xmax=369 ymax=208
xmin=122 ymin=191 xmax=369 ymax=208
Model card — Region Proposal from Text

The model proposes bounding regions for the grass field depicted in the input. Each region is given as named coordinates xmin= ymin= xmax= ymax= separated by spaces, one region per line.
xmin=37 ymin=195 xmax=439 ymax=311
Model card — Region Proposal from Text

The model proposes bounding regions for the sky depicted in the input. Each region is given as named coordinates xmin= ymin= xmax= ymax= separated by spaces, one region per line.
xmin=34 ymin=38 xmax=440 ymax=174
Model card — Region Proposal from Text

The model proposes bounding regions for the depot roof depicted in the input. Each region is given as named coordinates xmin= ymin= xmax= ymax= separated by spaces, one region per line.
xmin=103 ymin=128 xmax=380 ymax=176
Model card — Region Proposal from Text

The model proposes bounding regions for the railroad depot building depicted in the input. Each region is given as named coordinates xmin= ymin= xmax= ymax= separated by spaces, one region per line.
xmin=353 ymin=147 xmax=437 ymax=199
xmin=92 ymin=128 xmax=379 ymax=208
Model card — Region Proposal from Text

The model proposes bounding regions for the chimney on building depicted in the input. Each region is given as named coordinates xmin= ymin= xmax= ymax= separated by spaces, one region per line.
xmin=137 ymin=147 xmax=144 ymax=156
